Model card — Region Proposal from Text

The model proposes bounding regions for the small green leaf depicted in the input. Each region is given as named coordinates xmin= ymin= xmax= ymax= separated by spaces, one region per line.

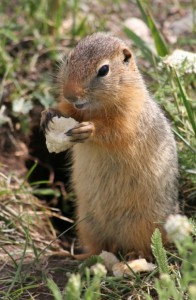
xmin=47 ymin=278 xmax=63 ymax=300
xmin=0 ymin=28 xmax=18 ymax=42
xmin=66 ymin=273 xmax=81 ymax=300
xmin=33 ymin=91 xmax=55 ymax=108
xmin=151 ymin=228 xmax=169 ymax=274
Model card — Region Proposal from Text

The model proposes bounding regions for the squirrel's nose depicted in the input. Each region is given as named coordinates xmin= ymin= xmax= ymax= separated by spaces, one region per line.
xmin=63 ymin=80 xmax=85 ymax=103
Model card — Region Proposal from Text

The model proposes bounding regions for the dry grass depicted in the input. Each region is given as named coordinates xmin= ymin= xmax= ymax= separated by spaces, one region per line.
xmin=0 ymin=172 xmax=79 ymax=299
xmin=0 ymin=172 xmax=63 ymax=261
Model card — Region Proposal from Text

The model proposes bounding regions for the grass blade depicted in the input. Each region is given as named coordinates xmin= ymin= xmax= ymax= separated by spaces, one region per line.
xmin=0 ymin=245 xmax=18 ymax=268
xmin=135 ymin=0 xmax=148 ymax=24
xmin=172 ymin=128 xmax=196 ymax=153
xmin=146 ymin=11 xmax=169 ymax=56
xmin=136 ymin=0 xmax=169 ymax=56
xmin=21 ymin=162 xmax=38 ymax=186
xmin=173 ymin=69 xmax=196 ymax=137
xmin=124 ymin=27 xmax=158 ymax=64
xmin=5 ymin=230 xmax=29 ymax=297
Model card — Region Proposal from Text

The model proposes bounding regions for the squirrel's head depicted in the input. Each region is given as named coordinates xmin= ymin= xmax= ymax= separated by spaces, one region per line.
xmin=58 ymin=32 xmax=142 ymax=116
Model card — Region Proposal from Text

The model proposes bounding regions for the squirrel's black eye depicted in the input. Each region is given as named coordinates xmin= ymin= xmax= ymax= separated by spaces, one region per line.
xmin=97 ymin=65 xmax=109 ymax=77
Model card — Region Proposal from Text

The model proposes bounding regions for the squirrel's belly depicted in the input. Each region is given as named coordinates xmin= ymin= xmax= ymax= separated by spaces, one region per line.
xmin=72 ymin=144 xmax=161 ymax=255
xmin=72 ymin=143 xmax=151 ymax=223
xmin=72 ymin=143 xmax=178 ymax=254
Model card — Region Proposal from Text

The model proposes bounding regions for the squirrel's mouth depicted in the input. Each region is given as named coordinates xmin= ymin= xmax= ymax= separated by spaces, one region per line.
xmin=74 ymin=102 xmax=89 ymax=110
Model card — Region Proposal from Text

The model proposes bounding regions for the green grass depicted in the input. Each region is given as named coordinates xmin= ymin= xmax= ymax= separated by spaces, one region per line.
xmin=46 ymin=223 xmax=196 ymax=300
xmin=0 ymin=0 xmax=196 ymax=299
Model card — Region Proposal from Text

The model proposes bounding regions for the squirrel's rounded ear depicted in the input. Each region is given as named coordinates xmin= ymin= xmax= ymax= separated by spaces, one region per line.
xmin=123 ymin=48 xmax=132 ymax=64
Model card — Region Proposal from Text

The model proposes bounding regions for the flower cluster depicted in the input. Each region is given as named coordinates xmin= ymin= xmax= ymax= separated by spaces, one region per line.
xmin=162 ymin=49 xmax=196 ymax=74
xmin=164 ymin=214 xmax=193 ymax=241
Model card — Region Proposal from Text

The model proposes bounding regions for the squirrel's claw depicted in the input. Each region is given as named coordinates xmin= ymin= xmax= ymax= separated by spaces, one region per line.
xmin=40 ymin=109 xmax=62 ymax=133
xmin=66 ymin=122 xmax=94 ymax=142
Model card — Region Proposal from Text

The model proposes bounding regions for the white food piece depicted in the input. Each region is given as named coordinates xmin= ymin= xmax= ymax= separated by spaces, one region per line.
xmin=112 ymin=258 xmax=156 ymax=277
xmin=99 ymin=251 xmax=119 ymax=271
xmin=45 ymin=116 xmax=78 ymax=153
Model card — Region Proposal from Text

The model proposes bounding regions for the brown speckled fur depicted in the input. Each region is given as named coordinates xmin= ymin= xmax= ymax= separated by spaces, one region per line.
xmin=42 ymin=32 xmax=179 ymax=258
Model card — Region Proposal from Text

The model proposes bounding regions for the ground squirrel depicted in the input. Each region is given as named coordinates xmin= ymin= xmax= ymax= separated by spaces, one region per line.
xmin=41 ymin=32 xmax=179 ymax=259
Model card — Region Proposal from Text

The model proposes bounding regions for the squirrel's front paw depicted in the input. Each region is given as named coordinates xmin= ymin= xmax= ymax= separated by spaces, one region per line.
xmin=66 ymin=122 xmax=95 ymax=143
xmin=40 ymin=108 xmax=62 ymax=133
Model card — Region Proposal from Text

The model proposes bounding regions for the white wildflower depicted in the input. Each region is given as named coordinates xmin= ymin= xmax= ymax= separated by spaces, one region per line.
xmin=90 ymin=263 xmax=107 ymax=277
xmin=164 ymin=214 xmax=193 ymax=241
xmin=162 ymin=49 xmax=196 ymax=74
